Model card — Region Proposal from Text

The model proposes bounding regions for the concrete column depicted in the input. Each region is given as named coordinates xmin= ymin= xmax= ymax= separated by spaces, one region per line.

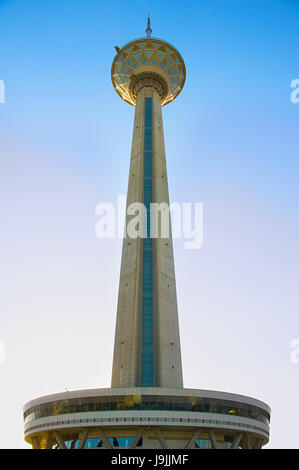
xmin=111 ymin=85 xmax=183 ymax=388
xmin=97 ymin=428 xmax=113 ymax=449
xmin=151 ymin=90 xmax=183 ymax=388
xmin=54 ymin=431 xmax=66 ymax=449
xmin=153 ymin=426 xmax=168 ymax=449
xmin=78 ymin=429 xmax=89 ymax=449
xmin=231 ymin=432 xmax=243 ymax=449
xmin=208 ymin=430 xmax=219 ymax=449
xmin=32 ymin=436 xmax=40 ymax=449
xmin=253 ymin=438 xmax=263 ymax=449
xmin=129 ymin=427 xmax=145 ymax=449
xmin=45 ymin=432 xmax=52 ymax=449
xmin=243 ymin=433 xmax=251 ymax=449
xmin=184 ymin=429 xmax=200 ymax=449
xmin=111 ymin=89 xmax=145 ymax=387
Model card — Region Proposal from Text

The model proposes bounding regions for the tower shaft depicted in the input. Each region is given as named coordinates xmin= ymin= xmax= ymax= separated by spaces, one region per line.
xmin=111 ymin=86 xmax=183 ymax=388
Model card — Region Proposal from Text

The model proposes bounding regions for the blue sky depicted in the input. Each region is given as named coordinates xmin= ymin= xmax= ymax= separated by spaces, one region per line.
xmin=0 ymin=0 xmax=299 ymax=448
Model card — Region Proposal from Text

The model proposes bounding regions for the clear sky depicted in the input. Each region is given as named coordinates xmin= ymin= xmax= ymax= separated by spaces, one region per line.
xmin=0 ymin=0 xmax=299 ymax=449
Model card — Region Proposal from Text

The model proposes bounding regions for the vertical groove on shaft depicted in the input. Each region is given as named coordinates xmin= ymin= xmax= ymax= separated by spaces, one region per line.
xmin=141 ymin=97 xmax=154 ymax=386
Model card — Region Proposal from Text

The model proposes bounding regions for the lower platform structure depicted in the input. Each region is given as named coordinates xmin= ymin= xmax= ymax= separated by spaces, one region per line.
xmin=23 ymin=387 xmax=270 ymax=449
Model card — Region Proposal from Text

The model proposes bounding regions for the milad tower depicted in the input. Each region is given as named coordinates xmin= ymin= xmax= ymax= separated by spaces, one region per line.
xmin=23 ymin=18 xmax=271 ymax=449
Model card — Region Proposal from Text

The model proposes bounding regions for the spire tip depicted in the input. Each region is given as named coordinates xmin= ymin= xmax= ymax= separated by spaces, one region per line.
xmin=146 ymin=13 xmax=152 ymax=38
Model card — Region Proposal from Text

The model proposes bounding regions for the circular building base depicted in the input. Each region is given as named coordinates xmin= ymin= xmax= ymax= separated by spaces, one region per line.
xmin=23 ymin=387 xmax=270 ymax=449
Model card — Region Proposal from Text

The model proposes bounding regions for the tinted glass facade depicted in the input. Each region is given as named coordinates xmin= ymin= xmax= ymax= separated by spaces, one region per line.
xmin=62 ymin=437 xmax=140 ymax=449
xmin=24 ymin=394 xmax=270 ymax=426
xmin=141 ymin=97 xmax=154 ymax=387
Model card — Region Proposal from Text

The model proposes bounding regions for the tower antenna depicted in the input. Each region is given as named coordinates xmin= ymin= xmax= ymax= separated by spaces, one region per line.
xmin=146 ymin=13 xmax=152 ymax=38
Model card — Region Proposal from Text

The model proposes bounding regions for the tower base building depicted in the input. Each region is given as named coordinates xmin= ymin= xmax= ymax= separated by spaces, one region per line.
xmin=23 ymin=20 xmax=270 ymax=449
xmin=24 ymin=388 xmax=270 ymax=449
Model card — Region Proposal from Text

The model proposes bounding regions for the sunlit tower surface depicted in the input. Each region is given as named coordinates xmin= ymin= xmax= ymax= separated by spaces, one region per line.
xmin=23 ymin=18 xmax=271 ymax=449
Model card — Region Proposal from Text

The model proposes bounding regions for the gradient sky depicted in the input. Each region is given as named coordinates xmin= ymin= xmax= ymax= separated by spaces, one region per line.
xmin=0 ymin=0 xmax=299 ymax=449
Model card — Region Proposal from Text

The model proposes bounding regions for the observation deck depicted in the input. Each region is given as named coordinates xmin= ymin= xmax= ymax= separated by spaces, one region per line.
xmin=111 ymin=38 xmax=186 ymax=106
